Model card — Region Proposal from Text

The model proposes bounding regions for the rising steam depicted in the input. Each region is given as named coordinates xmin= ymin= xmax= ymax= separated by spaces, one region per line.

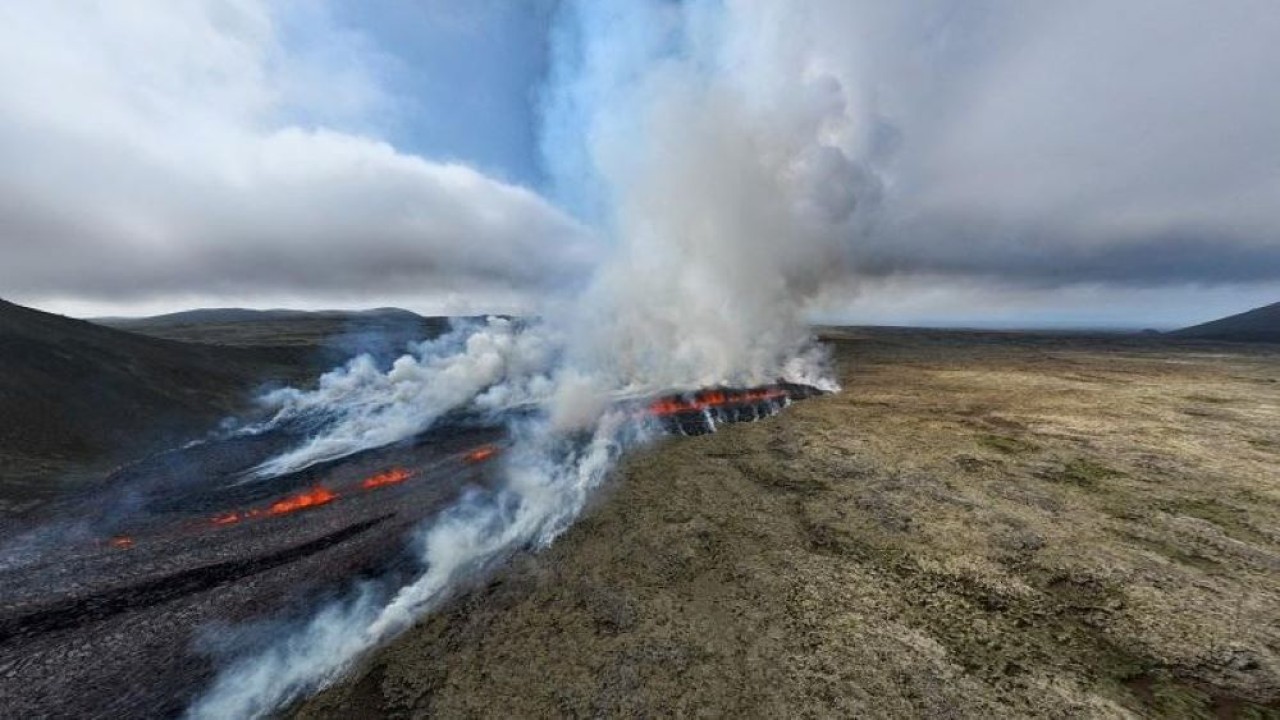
xmin=189 ymin=411 xmax=637 ymax=719
xmin=548 ymin=1 xmax=876 ymax=393
xmin=190 ymin=2 xmax=868 ymax=716
xmin=249 ymin=317 xmax=561 ymax=478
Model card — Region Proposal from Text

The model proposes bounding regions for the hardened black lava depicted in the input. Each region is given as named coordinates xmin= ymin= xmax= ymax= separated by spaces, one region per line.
xmin=649 ymin=382 xmax=825 ymax=436
xmin=0 ymin=383 xmax=820 ymax=718
xmin=0 ymin=423 xmax=507 ymax=719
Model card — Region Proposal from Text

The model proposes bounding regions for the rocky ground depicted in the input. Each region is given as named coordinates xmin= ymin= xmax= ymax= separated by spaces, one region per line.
xmin=0 ymin=299 xmax=453 ymax=516
xmin=296 ymin=329 xmax=1280 ymax=719
xmin=0 ymin=299 xmax=321 ymax=514
xmin=0 ymin=419 xmax=504 ymax=718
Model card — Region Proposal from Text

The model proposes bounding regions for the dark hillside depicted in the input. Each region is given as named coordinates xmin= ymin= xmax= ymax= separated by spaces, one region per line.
xmin=1173 ymin=301 xmax=1280 ymax=342
xmin=98 ymin=307 xmax=452 ymax=360
xmin=0 ymin=299 xmax=310 ymax=510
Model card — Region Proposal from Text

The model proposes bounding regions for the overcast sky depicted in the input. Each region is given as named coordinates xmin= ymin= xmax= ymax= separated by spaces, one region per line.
xmin=3 ymin=1 xmax=1279 ymax=328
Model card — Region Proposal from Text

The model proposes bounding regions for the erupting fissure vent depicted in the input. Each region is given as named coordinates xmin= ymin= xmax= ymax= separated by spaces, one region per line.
xmin=646 ymin=382 xmax=824 ymax=436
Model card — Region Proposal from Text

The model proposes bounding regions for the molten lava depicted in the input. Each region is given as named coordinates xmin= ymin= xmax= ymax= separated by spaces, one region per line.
xmin=268 ymin=486 xmax=338 ymax=515
xmin=209 ymin=465 xmax=429 ymax=530
xmin=464 ymin=445 xmax=498 ymax=463
xmin=109 ymin=536 xmax=134 ymax=549
xmin=209 ymin=487 xmax=339 ymax=526
xmin=647 ymin=386 xmax=788 ymax=416
xmin=361 ymin=467 xmax=413 ymax=490
xmin=643 ymin=383 xmax=824 ymax=436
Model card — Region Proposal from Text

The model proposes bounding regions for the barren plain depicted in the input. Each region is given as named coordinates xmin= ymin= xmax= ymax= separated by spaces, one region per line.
xmin=296 ymin=329 xmax=1280 ymax=719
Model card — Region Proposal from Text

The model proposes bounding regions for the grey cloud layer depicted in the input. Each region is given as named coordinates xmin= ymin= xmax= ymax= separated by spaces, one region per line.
xmin=841 ymin=0 xmax=1280 ymax=286
xmin=2 ymin=0 xmax=1279 ymax=314
xmin=0 ymin=2 xmax=596 ymax=306
xmin=855 ymin=225 xmax=1280 ymax=286
xmin=540 ymin=0 xmax=1280 ymax=297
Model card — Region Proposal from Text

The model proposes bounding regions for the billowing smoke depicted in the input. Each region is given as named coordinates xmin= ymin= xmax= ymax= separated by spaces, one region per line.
xmin=546 ymin=0 xmax=876 ymax=392
xmin=190 ymin=2 xmax=860 ymax=715
xmin=242 ymin=0 xmax=859 ymax=479
xmin=189 ymin=410 xmax=637 ymax=719
xmin=249 ymin=318 xmax=563 ymax=478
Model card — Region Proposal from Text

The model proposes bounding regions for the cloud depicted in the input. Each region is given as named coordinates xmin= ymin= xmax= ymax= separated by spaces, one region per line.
xmin=320 ymin=0 xmax=560 ymax=185
xmin=0 ymin=1 xmax=597 ymax=311
xmin=769 ymin=0 xmax=1280 ymax=288
xmin=867 ymin=0 xmax=1280 ymax=287
xmin=5 ymin=0 xmax=1279 ymax=324
xmin=811 ymin=275 xmax=1280 ymax=330
xmin=544 ymin=0 xmax=1280 ymax=298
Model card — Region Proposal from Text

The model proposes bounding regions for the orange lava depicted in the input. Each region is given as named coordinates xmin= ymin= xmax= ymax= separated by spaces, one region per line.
xmin=361 ymin=467 xmax=413 ymax=490
xmin=211 ymin=466 xmax=418 ymax=529
xmin=267 ymin=486 xmax=338 ymax=515
xmin=648 ymin=387 xmax=787 ymax=416
xmin=109 ymin=536 xmax=134 ymax=549
xmin=464 ymin=445 xmax=498 ymax=463
xmin=207 ymin=486 xmax=337 ymax=525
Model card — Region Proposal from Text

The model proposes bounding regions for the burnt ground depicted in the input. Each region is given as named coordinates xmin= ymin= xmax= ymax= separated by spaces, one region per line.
xmin=0 ymin=420 xmax=506 ymax=719
xmin=0 ymin=299 xmax=325 ymax=514
xmin=296 ymin=329 xmax=1280 ymax=719
xmin=97 ymin=307 xmax=455 ymax=361
xmin=0 ymin=300 xmax=454 ymax=516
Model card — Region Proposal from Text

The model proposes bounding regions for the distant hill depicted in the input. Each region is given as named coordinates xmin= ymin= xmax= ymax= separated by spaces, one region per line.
xmin=0 ymin=299 xmax=312 ymax=511
xmin=96 ymin=307 xmax=453 ymax=360
xmin=97 ymin=306 xmax=425 ymax=329
xmin=1172 ymin=301 xmax=1280 ymax=342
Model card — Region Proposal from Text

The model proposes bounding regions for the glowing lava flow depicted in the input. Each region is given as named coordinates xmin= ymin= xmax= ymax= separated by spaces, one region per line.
xmin=647 ymin=387 xmax=789 ymax=416
xmin=642 ymin=383 xmax=825 ymax=436
xmin=361 ymin=467 xmax=413 ymax=490
xmin=212 ymin=512 xmax=246 ymax=526
xmin=268 ymin=486 xmax=338 ymax=515
xmin=205 ymin=458 xmax=475 ymax=529
xmin=210 ymin=486 xmax=338 ymax=527
xmin=464 ymin=445 xmax=498 ymax=463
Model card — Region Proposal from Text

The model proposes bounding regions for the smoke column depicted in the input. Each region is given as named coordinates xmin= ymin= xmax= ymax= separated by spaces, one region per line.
xmin=248 ymin=318 xmax=564 ymax=478
xmin=544 ymin=0 xmax=874 ymax=395
xmin=190 ymin=2 xmax=870 ymax=715
xmin=189 ymin=408 xmax=639 ymax=719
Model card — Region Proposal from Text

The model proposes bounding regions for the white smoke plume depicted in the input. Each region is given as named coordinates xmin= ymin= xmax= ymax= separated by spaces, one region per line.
xmin=188 ymin=411 xmax=638 ymax=719
xmin=190 ymin=2 xmax=860 ymax=715
xmin=546 ymin=0 xmax=874 ymax=392
xmin=249 ymin=317 xmax=563 ymax=478
xmin=236 ymin=0 xmax=860 ymax=483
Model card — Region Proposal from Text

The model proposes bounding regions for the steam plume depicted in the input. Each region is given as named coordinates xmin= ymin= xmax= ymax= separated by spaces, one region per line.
xmin=250 ymin=318 xmax=562 ymax=478
xmin=190 ymin=2 xmax=860 ymax=715
xmin=546 ymin=0 xmax=874 ymax=392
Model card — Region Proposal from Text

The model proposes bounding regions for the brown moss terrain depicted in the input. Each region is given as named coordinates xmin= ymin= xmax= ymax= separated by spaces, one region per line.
xmin=295 ymin=329 xmax=1280 ymax=719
